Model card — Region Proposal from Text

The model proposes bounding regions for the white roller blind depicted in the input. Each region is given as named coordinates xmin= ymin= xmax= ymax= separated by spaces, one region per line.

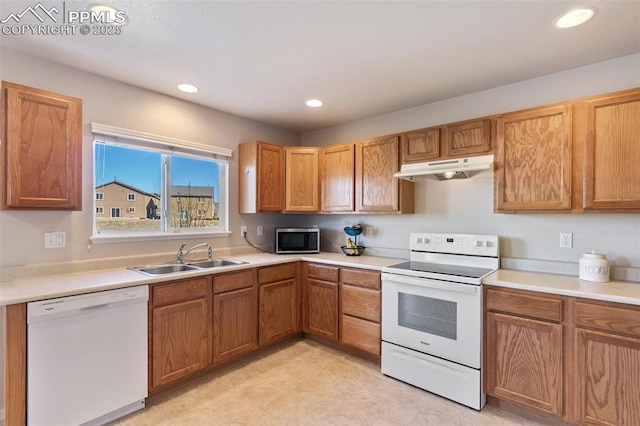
xmin=91 ymin=122 xmax=232 ymax=159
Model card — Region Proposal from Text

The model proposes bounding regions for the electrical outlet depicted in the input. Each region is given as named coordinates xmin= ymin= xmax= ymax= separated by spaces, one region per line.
xmin=365 ymin=226 xmax=373 ymax=237
xmin=257 ymin=225 xmax=263 ymax=236
xmin=559 ymin=232 xmax=573 ymax=248
xmin=241 ymin=226 xmax=247 ymax=236
xmin=44 ymin=231 xmax=66 ymax=249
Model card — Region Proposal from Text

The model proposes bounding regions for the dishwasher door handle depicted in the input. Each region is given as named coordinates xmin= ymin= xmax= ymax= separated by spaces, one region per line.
xmin=79 ymin=303 xmax=113 ymax=312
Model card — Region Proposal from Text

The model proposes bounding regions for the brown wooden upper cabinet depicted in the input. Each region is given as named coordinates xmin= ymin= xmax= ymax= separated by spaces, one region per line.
xmin=399 ymin=118 xmax=491 ymax=165
xmin=356 ymin=136 xmax=413 ymax=213
xmin=1 ymin=81 xmax=82 ymax=210
xmin=400 ymin=127 xmax=440 ymax=163
xmin=321 ymin=137 xmax=414 ymax=214
xmin=238 ymin=140 xmax=284 ymax=213
xmin=284 ymin=147 xmax=319 ymax=213
xmin=581 ymin=88 xmax=640 ymax=211
xmin=442 ymin=117 xmax=492 ymax=157
xmin=320 ymin=142 xmax=355 ymax=212
xmin=494 ymin=104 xmax=573 ymax=212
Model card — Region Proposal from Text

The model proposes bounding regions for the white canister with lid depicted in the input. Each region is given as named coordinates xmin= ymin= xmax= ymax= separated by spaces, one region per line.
xmin=579 ymin=251 xmax=610 ymax=282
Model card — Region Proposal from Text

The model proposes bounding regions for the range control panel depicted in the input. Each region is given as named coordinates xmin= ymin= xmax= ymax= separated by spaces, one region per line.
xmin=409 ymin=233 xmax=499 ymax=257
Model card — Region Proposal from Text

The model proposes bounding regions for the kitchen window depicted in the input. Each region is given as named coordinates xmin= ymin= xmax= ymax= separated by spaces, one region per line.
xmin=91 ymin=123 xmax=232 ymax=242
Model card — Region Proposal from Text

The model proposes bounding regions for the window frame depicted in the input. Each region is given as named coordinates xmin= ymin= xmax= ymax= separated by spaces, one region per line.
xmin=90 ymin=123 xmax=232 ymax=243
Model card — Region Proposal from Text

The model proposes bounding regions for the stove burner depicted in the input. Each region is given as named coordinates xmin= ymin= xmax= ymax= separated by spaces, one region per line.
xmin=386 ymin=261 xmax=493 ymax=280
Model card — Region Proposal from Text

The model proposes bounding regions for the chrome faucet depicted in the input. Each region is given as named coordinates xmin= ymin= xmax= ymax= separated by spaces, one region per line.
xmin=177 ymin=242 xmax=213 ymax=263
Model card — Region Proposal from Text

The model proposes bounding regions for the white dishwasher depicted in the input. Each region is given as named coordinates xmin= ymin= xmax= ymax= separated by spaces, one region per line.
xmin=27 ymin=285 xmax=148 ymax=426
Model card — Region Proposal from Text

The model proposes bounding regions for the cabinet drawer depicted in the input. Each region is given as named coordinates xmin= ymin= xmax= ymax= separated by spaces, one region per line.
xmin=259 ymin=263 xmax=297 ymax=284
xmin=306 ymin=263 xmax=339 ymax=282
xmin=341 ymin=268 xmax=380 ymax=290
xmin=341 ymin=315 xmax=380 ymax=355
xmin=575 ymin=300 xmax=640 ymax=337
xmin=342 ymin=285 xmax=380 ymax=323
xmin=486 ymin=287 xmax=563 ymax=322
xmin=152 ymin=277 xmax=208 ymax=306
xmin=213 ymin=269 xmax=256 ymax=294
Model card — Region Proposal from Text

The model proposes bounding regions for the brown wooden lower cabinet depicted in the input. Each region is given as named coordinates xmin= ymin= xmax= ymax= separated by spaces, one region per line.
xmin=339 ymin=268 xmax=381 ymax=356
xmin=258 ymin=263 xmax=299 ymax=346
xmin=307 ymin=278 xmax=339 ymax=340
xmin=213 ymin=287 xmax=257 ymax=363
xmin=212 ymin=270 xmax=258 ymax=364
xmin=341 ymin=314 xmax=380 ymax=355
xmin=485 ymin=285 xmax=640 ymax=425
xmin=576 ymin=328 xmax=640 ymax=425
xmin=151 ymin=297 xmax=211 ymax=388
xmin=304 ymin=263 xmax=340 ymax=341
xmin=485 ymin=312 xmax=564 ymax=416
xmin=150 ymin=277 xmax=211 ymax=390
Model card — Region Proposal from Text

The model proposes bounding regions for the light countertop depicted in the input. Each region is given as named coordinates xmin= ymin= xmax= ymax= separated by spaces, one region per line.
xmin=0 ymin=252 xmax=402 ymax=306
xmin=484 ymin=269 xmax=640 ymax=306
xmin=2 ymin=253 xmax=638 ymax=306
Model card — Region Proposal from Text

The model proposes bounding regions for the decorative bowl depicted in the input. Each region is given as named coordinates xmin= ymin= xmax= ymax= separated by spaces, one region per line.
xmin=343 ymin=226 xmax=363 ymax=237
xmin=341 ymin=245 xmax=366 ymax=256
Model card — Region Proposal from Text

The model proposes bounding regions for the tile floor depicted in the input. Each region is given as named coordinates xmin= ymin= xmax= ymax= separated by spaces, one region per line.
xmin=113 ymin=339 xmax=545 ymax=425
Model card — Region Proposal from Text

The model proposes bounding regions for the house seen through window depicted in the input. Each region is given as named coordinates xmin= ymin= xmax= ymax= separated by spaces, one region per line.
xmin=93 ymin=140 xmax=228 ymax=238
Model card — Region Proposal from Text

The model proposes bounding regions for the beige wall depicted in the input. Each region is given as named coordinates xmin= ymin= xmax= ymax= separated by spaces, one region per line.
xmin=301 ymin=53 xmax=640 ymax=279
xmin=0 ymin=48 xmax=300 ymax=269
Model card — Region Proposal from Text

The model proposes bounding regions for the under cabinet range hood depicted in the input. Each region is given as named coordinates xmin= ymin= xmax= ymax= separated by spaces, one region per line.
xmin=394 ymin=155 xmax=494 ymax=181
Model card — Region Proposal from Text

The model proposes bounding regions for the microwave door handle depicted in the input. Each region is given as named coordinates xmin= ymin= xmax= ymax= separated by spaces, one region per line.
xmin=382 ymin=274 xmax=480 ymax=295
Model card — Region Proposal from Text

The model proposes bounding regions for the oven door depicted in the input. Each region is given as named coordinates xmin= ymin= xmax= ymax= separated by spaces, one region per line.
xmin=382 ymin=272 xmax=482 ymax=369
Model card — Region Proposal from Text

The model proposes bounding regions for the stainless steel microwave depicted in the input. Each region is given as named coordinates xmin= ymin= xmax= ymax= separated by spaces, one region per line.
xmin=275 ymin=228 xmax=320 ymax=254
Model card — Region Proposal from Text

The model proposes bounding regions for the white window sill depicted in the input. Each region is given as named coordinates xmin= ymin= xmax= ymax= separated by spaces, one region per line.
xmin=90 ymin=230 xmax=232 ymax=244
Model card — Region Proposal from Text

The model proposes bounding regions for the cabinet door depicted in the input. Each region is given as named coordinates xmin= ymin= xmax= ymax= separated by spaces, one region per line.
xmin=583 ymin=89 xmax=640 ymax=210
xmin=257 ymin=142 xmax=284 ymax=212
xmin=400 ymin=127 xmax=440 ymax=163
xmin=443 ymin=117 xmax=491 ymax=157
xmin=486 ymin=312 xmax=563 ymax=416
xmin=259 ymin=279 xmax=298 ymax=345
xmin=213 ymin=287 xmax=257 ymax=363
xmin=284 ymin=147 xmax=319 ymax=212
xmin=151 ymin=298 xmax=210 ymax=388
xmin=238 ymin=140 xmax=283 ymax=213
xmin=355 ymin=136 xmax=400 ymax=212
xmin=576 ymin=329 xmax=640 ymax=426
xmin=495 ymin=104 xmax=572 ymax=212
xmin=306 ymin=279 xmax=338 ymax=341
xmin=321 ymin=143 xmax=355 ymax=212
xmin=2 ymin=81 xmax=82 ymax=210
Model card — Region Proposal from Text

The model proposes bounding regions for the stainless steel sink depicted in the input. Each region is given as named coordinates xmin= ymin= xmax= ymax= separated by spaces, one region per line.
xmin=130 ymin=258 xmax=247 ymax=276
xmin=188 ymin=258 xmax=248 ymax=268
xmin=130 ymin=263 xmax=198 ymax=276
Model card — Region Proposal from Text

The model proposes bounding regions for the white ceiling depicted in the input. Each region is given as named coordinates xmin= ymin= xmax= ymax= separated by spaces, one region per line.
xmin=1 ymin=1 xmax=639 ymax=132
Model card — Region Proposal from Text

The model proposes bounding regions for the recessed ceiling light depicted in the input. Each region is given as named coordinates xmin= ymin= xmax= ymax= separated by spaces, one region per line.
xmin=177 ymin=83 xmax=199 ymax=93
xmin=555 ymin=8 xmax=595 ymax=28
xmin=306 ymin=99 xmax=324 ymax=108
xmin=88 ymin=3 xmax=128 ymax=25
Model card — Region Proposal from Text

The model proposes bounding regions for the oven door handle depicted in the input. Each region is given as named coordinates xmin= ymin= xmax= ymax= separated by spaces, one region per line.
xmin=382 ymin=273 xmax=481 ymax=295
